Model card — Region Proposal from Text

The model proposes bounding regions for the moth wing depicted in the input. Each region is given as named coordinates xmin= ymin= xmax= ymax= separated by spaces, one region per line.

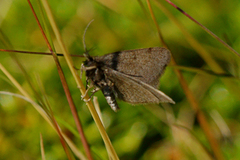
xmin=106 ymin=68 xmax=175 ymax=104
xmin=94 ymin=47 xmax=171 ymax=88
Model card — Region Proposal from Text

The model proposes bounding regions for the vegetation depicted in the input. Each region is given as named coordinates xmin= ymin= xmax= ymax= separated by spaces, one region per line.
xmin=0 ymin=0 xmax=239 ymax=159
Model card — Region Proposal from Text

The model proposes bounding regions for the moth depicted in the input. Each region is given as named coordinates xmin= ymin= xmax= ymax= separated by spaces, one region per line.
xmin=81 ymin=47 xmax=175 ymax=112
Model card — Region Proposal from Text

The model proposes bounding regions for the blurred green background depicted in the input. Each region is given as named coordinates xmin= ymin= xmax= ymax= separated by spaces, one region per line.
xmin=1 ymin=0 xmax=240 ymax=159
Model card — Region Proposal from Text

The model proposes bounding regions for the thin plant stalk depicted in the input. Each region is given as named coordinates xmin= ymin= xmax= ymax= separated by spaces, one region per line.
xmin=154 ymin=0 xmax=225 ymax=74
xmin=27 ymin=0 xmax=92 ymax=159
xmin=40 ymin=134 xmax=46 ymax=160
xmin=0 ymin=48 xmax=83 ymax=57
xmin=40 ymin=0 xmax=119 ymax=159
xmin=165 ymin=0 xmax=240 ymax=58
xmin=146 ymin=0 xmax=224 ymax=159
xmin=153 ymin=0 xmax=240 ymax=97
xmin=0 ymin=63 xmax=75 ymax=160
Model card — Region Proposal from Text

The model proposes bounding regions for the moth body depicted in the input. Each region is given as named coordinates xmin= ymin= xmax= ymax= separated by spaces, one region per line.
xmin=84 ymin=58 xmax=119 ymax=111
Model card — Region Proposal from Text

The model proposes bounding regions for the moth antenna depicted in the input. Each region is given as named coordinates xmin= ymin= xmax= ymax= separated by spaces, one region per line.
xmin=83 ymin=19 xmax=94 ymax=60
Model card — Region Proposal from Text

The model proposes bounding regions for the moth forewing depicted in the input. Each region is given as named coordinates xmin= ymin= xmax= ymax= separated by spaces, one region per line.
xmin=105 ymin=68 xmax=175 ymax=104
xmin=94 ymin=47 xmax=171 ymax=88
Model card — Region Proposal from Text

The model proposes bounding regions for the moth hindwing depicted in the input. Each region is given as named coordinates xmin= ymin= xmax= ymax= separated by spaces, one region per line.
xmin=82 ymin=47 xmax=175 ymax=112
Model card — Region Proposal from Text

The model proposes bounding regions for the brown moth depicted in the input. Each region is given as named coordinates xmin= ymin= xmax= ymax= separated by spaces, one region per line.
xmin=82 ymin=47 xmax=175 ymax=112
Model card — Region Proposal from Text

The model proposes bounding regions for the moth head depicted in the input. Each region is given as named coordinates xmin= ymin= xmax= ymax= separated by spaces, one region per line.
xmin=83 ymin=57 xmax=96 ymax=68
xmin=83 ymin=51 xmax=93 ymax=61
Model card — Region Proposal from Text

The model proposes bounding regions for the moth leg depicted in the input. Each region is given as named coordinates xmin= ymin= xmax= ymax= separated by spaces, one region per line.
xmin=82 ymin=87 xmax=100 ymax=102
xmin=83 ymin=65 xmax=97 ymax=71
xmin=84 ymin=87 xmax=100 ymax=101
xmin=80 ymin=63 xmax=97 ymax=78
xmin=80 ymin=63 xmax=85 ymax=79
xmin=82 ymin=96 xmax=91 ymax=102
xmin=81 ymin=83 xmax=93 ymax=100
xmin=81 ymin=87 xmax=90 ymax=100
xmin=85 ymin=79 xmax=90 ymax=90
xmin=76 ymin=78 xmax=89 ymax=90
